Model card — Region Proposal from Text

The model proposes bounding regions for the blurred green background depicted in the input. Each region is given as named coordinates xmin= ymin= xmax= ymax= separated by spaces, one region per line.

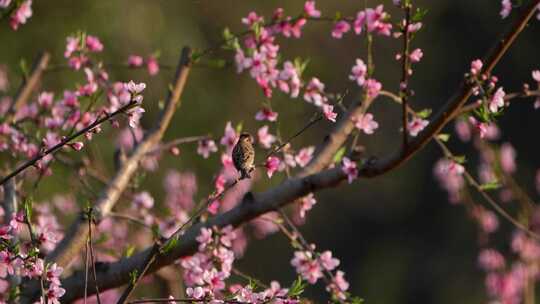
xmin=2 ymin=1 xmax=540 ymax=303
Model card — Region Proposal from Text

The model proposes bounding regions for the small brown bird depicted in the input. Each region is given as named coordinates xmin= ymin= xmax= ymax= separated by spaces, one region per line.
xmin=232 ymin=133 xmax=255 ymax=180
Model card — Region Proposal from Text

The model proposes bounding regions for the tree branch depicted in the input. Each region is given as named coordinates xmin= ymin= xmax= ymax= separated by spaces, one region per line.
xmin=8 ymin=51 xmax=51 ymax=122
xmin=32 ymin=1 xmax=540 ymax=301
xmin=19 ymin=46 xmax=193 ymax=303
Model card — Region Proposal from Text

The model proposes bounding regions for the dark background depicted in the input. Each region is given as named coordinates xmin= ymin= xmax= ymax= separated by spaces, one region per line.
xmin=1 ymin=1 xmax=540 ymax=303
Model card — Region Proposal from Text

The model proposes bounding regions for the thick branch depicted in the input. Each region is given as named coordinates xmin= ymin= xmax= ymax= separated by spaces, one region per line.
xmin=298 ymin=96 xmax=371 ymax=177
xmin=8 ymin=52 xmax=51 ymax=121
xmin=43 ymin=47 xmax=192 ymax=271
xmin=35 ymin=1 xmax=540 ymax=301
xmin=54 ymin=167 xmax=347 ymax=303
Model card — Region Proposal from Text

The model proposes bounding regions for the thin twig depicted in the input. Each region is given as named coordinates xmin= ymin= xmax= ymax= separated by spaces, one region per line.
xmin=47 ymin=2 xmax=540 ymax=301
xmin=115 ymin=176 xmax=241 ymax=304
xmin=0 ymin=100 xmax=139 ymax=186
xmin=399 ymin=3 xmax=412 ymax=150
xmin=145 ymin=135 xmax=208 ymax=155
xmin=7 ymin=52 xmax=50 ymax=122
xmin=108 ymin=212 xmax=155 ymax=231
xmin=41 ymin=47 xmax=193 ymax=274
xmin=88 ymin=210 xmax=102 ymax=304
xmin=433 ymin=138 xmax=540 ymax=241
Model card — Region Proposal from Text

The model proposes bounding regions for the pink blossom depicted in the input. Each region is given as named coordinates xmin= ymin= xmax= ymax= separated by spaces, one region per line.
xmin=407 ymin=22 xmax=423 ymax=33
xmin=46 ymin=263 xmax=63 ymax=286
xmin=257 ymin=125 xmax=276 ymax=149
xmin=409 ymin=48 xmax=424 ymax=63
xmin=125 ymin=80 xmax=146 ymax=95
xmin=407 ymin=117 xmax=429 ymax=137
xmin=365 ymin=5 xmax=392 ymax=36
xmin=281 ymin=18 xmax=307 ymax=38
xmin=85 ymin=35 xmax=103 ymax=52
xmin=291 ymin=250 xmax=323 ymax=284
xmin=128 ymin=55 xmax=144 ymax=67
xmin=353 ymin=11 xmax=366 ymax=34
xmin=220 ymin=122 xmax=238 ymax=151
xmin=304 ymin=1 xmax=321 ymax=18
xmin=0 ymin=0 xmax=11 ymax=8
xmin=512 ymin=232 xmax=540 ymax=261
xmin=43 ymin=132 xmax=60 ymax=149
xmin=342 ymin=157 xmax=358 ymax=184
xmin=478 ymin=249 xmax=505 ymax=271
xmin=489 ymin=87 xmax=506 ymax=113
xmin=196 ymin=227 xmax=213 ymax=250
xmin=265 ymin=156 xmax=281 ymax=178
xmin=363 ymin=78 xmax=382 ymax=99
xmin=349 ymin=58 xmax=367 ymax=86
xmin=234 ymin=49 xmax=252 ymax=73
xmin=127 ymin=107 xmax=145 ymax=128
xmin=470 ymin=59 xmax=483 ymax=76
xmin=323 ymin=104 xmax=337 ymax=122
xmin=532 ymin=70 xmax=540 ymax=83
xmin=295 ymin=146 xmax=314 ymax=167
xmin=303 ymin=77 xmax=327 ymax=106
xmin=319 ymin=250 xmax=340 ymax=271
xmin=468 ymin=117 xmax=488 ymax=139
xmin=133 ymin=191 xmax=154 ymax=209
xmin=242 ymin=11 xmax=263 ymax=26
xmin=278 ymin=61 xmax=301 ymax=98
xmin=255 ymin=107 xmax=278 ymax=122
xmin=0 ymin=225 xmax=12 ymax=239
xmin=251 ymin=212 xmax=280 ymax=239
xmin=433 ymin=158 xmax=465 ymax=202
xmin=455 ymin=119 xmax=471 ymax=142
xmin=147 ymin=56 xmax=160 ymax=76
xmin=64 ymin=36 xmax=80 ymax=58
xmin=331 ymin=21 xmax=351 ymax=39
xmin=298 ymin=193 xmax=316 ymax=218
xmin=500 ymin=0 xmax=512 ymax=19
xmin=46 ymin=283 xmax=66 ymax=304
xmin=500 ymin=143 xmax=516 ymax=174
xmin=0 ymin=251 xmax=14 ymax=277
xmin=186 ymin=286 xmax=205 ymax=300
xmin=203 ymin=269 xmax=227 ymax=292
xmin=69 ymin=142 xmax=84 ymax=151
xmin=354 ymin=113 xmax=379 ymax=135
xmin=9 ymin=0 xmax=32 ymax=30
xmin=327 ymin=270 xmax=349 ymax=300
xmin=473 ymin=207 xmax=499 ymax=234
xmin=354 ymin=5 xmax=392 ymax=36
xmin=197 ymin=139 xmax=217 ymax=158
xmin=208 ymin=202 xmax=221 ymax=218
xmin=38 ymin=92 xmax=54 ymax=108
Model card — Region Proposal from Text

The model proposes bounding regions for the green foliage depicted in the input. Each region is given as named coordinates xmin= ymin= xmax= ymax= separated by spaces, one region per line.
xmin=416 ymin=108 xmax=432 ymax=119
xmin=288 ymin=276 xmax=306 ymax=297
xmin=412 ymin=7 xmax=429 ymax=23
xmin=124 ymin=245 xmax=136 ymax=258
xmin=436 ymin=133 xmax=450 ymax=142
xmin=222 ymin=27 xmax=240 ymax=51
xmin=452 ymin=155 xmax=467 ymax=164
xmin=333 ymin=146 xmax=347 ymax=164
xmin=479 ymin=181 xmax=501 ymax=191
xmin=129 ymin=269 xmax=139 ymax=285
xmin=160 ymin=236 xmax=179 ymax=254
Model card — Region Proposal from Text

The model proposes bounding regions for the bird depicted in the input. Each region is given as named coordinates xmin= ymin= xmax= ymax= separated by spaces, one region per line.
xmin=232 ymin=133 xmax=255 ymax=180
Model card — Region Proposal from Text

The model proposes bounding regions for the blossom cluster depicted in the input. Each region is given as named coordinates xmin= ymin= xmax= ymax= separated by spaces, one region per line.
xmin=180 ymin=225 xmax=300 ymax=303
xmin=0 ymin=0 xmax=33 ymax=30
xmin=291 ymin=244 xmax=350 ymax=301
xmin=0 ymin=210 xmax=65 ymax=303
